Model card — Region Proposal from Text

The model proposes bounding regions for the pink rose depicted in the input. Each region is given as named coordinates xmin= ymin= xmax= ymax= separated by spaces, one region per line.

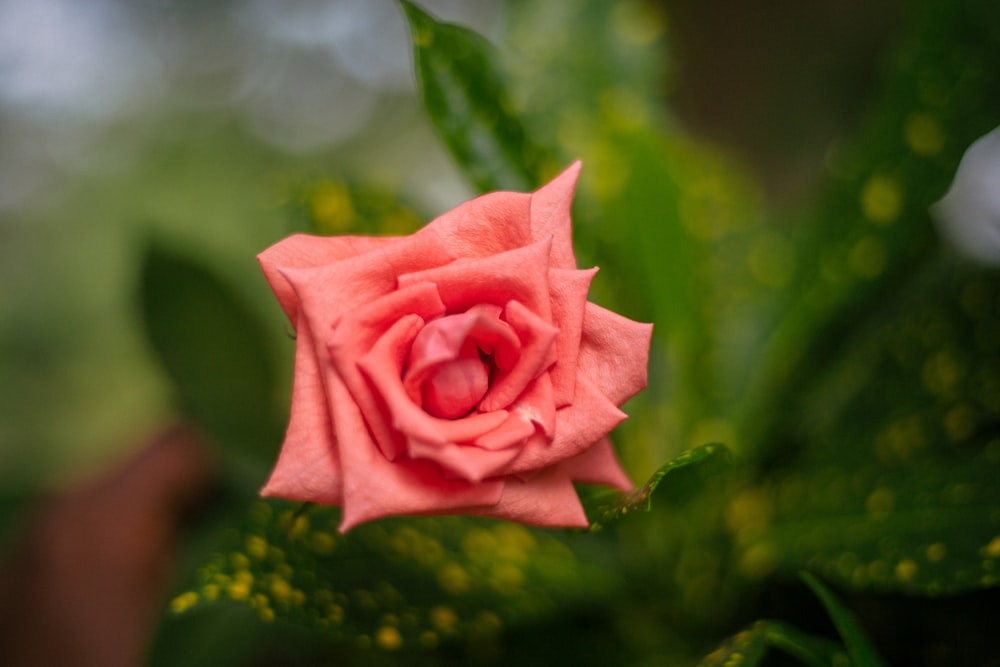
xmin=258 ymin=162 xmax=651 ymax=531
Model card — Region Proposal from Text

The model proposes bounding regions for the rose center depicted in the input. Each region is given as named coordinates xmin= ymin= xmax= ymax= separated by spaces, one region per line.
xmin=421 ymin=353 xmax=489 ymax=419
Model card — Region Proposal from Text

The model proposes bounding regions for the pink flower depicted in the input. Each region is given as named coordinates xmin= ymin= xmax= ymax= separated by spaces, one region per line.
xmin=258 ymin=162 xmax=652 ymax=531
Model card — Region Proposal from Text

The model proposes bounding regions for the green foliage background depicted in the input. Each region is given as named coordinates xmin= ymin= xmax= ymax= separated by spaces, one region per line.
xmin=1 ymin=0 xmax=999 ymax=665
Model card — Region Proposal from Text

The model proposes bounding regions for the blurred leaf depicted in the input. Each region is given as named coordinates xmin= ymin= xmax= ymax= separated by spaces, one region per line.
xmin=801 ymin=573 xmax=889 ymax=667
xmin=588 ymin=443 xmax=729 ymax=530
xmin=698 ymin=619 xmax=847 ymax=667
xmin=288 ymin=178 xmax=424 ymax=237
xmin=401 ymin=1 xmax=556 ymax=193
xmin=740 ymin=0 xmax=1000 ymax=460
xmin=169 ymin=502 xmax=620 ymax=654
xmin=139 ymin=240 xmax=283 ymax=472
xmin=731 ymin=258 xmax=1000 ymax=595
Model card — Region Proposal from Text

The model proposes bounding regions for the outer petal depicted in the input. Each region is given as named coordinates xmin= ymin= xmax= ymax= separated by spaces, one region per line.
xmin=505 ymin=375 xmax=626 ymax=475
xmin=472 ymin=466 xmax=588 ymax=528
xmin=258 ymin=233 xmax=397 ymax=322
xmin=274 ymin=231 xmax=454 ymax=324
xmin=529 ymin=161 xmax=582 ymax=270
xmin=260 ymin=317 xmax=342 ymax=504
xmin=547 ymin=267 xmax=597 ymax=407
xmin=329 ymin=372 xmax=505 ymax=532
xmin=398 ymin=238 xmax=554 ymax=320
xmin=558 ymin=437 xmax=633 ymax=490
xmin=578 ymin=303 xmax=653 ymax=406
xmin=421 ymin=190 xmax=533 ymax=259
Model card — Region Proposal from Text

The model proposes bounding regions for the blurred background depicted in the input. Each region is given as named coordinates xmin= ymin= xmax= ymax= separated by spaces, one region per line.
xmin=2 ymin=1 xmax=999 ymax=666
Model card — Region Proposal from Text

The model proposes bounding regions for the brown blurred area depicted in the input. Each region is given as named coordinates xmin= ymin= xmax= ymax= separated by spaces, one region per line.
xmin=0 ymin=425 xmax=215 ymax=667
xmin=667 ymin=0 xmax=901 ymax=203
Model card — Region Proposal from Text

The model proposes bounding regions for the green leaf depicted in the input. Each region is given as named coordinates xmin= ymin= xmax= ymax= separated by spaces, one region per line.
xmin=801 ymin=573 xmax=889 ymax=667
xmin=739 ymin=0 xmax=1000 ymax=461
xmin=698 ymin=620 xmax=848 ymax=667
xmin=168 ymin=501 xmax=620 ymax=653
xmin=138 ymin=240 xmax=283 ymax=470
xmin=401 ymin=1 xmax=555 ymax=193
xmin=731 ymin=259 xmax=1000 ymax=595
xmin=588 ymin=443 xmax=729 ymax=530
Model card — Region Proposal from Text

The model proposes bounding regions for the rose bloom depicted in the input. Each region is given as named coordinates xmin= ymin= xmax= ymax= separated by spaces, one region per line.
xmin=258 ymin=162 xmax=651 ymax=531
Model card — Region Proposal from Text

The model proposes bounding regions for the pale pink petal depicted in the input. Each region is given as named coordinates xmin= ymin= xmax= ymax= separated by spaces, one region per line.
xmin=472 ymin=466 xmax=588 ymax=528
xmin=558 ymin=437 xmax=633 ymax=490
xmin=578 ymin=303 xmax=653 ymax=406
xmin=329 ymin=373 xmax=505 ymax=532
xmin=529 ymin=161 xmax=582 ymax=270
xmin=545 ymin=267 xmax=596 ymax=407
xmin=397 ymin=238 xmax=554 ymax=320
xmin=260 ymin=318 xmax=343 ymax=504
xmin=506 ymin=375 xmax=626 ymax=475
xmin=258 ymin=233 xmax=398 ymax=322
xmin=421 ymin=191 xmax=533 ymax=258
xmin=479 ymin=300 xmax=558 ymax=412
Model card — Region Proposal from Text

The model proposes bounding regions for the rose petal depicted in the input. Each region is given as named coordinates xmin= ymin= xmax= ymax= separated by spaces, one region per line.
xmin=260 ymin=318 xmax=343 ymax=504
xmin=406 ymin=439 xmax=523 ymax=483
xmin=479 ymin=300 xmax=558 ymax=413
xmin=473 ymin=412 xmax=537 ymax=451
xmin=558 ymin=437 xmax=633 ymax=490
xmin=397 ymin=238 xmax=554 ymax=320
xmin=259 ymin=233 xmax=402 ymax=322
xmin=472 ymin=466 xmax=588 ymax=528
xmin=275 ymin=231 xmax=454 ymax=324
xmin=323 ymin=282 xmax=447 ymax=461
xmin=329 ymin=372 xmax=506 ymax=532
xmin=357 ymin=314 xmax=510 ymax=447
xmin=422 ymin=190 xmax=533 ymax=258
xmin=547 ymin=267 xmax=597 ymax=407
xmin=402 ymin=305 xmax=519 ymax=404
xmin=506 ymin=375 xmax=626 ymax=475
xmin=529 ymin=160 xmax=582 ymax=270
xmin=578 ymin=303 xmax=653 ymax=406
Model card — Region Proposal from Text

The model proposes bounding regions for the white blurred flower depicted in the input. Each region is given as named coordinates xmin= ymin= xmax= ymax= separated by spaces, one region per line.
xmin=932 ymin=125 xmax=1000 ymax=265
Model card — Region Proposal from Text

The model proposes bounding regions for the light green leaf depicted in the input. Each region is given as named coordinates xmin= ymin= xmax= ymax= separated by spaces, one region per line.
xmin=401 ymin=1 xmax=556 ymax=193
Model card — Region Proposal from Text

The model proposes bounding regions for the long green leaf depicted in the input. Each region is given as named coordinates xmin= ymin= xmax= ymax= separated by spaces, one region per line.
xmin=401 ymin=1 xmax=555 ymax=193
xmin=802 ymin=573 xmax=889 ymax=667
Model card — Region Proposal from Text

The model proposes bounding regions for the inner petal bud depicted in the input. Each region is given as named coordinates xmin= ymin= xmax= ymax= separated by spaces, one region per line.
xmin=422 ymin=353 xmax=489 ymax=419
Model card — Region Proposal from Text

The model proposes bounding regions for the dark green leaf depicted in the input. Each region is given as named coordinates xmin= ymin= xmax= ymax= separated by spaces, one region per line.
xmin=401 ymin=1 xmax=555 ymax=193
xmin=698 ymin=620 xmax=848 ymax=667
xmin=168 ymin=501 xmax=620 ymax=652
xmin=588 ymin=443 xmax=729 ymax=530
xmin=731 ymin=259 xmax=1000 ymax=595
xmin=802 ymin=573 xmax=889 ymax=667
xmin=138 ymin=240 xmax=282 ymax=470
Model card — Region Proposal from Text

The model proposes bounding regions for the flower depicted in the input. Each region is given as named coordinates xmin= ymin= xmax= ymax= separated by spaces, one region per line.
xmin=258 ymin=162 xmax=652 ymax=531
